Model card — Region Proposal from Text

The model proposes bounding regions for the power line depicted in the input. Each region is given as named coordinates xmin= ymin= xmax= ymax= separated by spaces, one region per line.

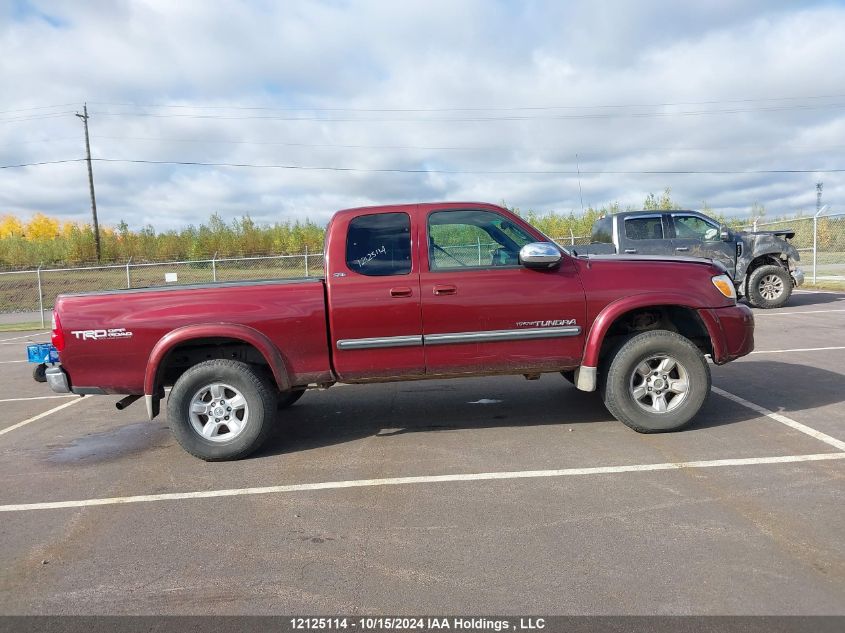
xmin=2 ymin=156 xmax=842 ymax=175
xmin=88 ymin=102 xmax=845 ymax=122
xmin=0 ymin=103 xmax=80 ymax=115
xmin=82 ymin=134 xmax=845 ymax=154
xmin=0 ymin=112 xmax=76 ymax=124
xmin=89 ymin=158 xmax=845 ymax=175
xmin=87 ymin=92 xmax=845 ymax=113
xmin=0 ymin=158 xmax=85 ymax=169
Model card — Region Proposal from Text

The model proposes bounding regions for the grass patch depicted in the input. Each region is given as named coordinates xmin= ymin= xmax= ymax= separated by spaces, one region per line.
xmin=0 ymin=321 xmax=45 ymax=332
xmin=804 ymin=281 xmax=845 ymax=292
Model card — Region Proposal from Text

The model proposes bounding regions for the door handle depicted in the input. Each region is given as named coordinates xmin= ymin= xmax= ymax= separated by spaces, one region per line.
xmin=390 ymin=287 xmax=413 ymax=298
xmin=624 ymin=249 xmax=637 ymax=254
xmin=675 ymin=247 xmax=689 ymax=252
xmin=433 ymin=284 xmax=457 ymax=296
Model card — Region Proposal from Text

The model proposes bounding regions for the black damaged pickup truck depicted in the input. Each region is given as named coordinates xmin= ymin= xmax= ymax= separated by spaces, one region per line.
xmin=575 ymin=210 xmax=804 ymax=308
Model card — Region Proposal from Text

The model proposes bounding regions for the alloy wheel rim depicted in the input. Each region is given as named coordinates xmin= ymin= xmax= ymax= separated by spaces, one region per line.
xmin=758 ymin=274 xmax=784 ymax=300
xmin=188 ymin=382 xmax=249 ymax=442
xmin=629 ymin=355 xmax=690 ymax=414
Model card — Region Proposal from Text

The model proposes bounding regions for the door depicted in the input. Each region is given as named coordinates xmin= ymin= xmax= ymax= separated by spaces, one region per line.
xmin=619 ymin=214 xmax=672 ymax=255
xmin=326 ymin=211 xmax=424 ymax=381
xmin=670 ymin=213 xmax=737 ymax=276
xmin=420 ymin=208 xmax=586 ymax=376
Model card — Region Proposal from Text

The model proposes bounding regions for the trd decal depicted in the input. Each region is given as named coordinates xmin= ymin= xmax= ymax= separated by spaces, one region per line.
xmin=70 ymin=328 xmax=134 ymax=341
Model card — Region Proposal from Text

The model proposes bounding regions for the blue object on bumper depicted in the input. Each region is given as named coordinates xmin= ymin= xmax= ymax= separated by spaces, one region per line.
xmin=26 ymin=343 xmax=59 ymax=364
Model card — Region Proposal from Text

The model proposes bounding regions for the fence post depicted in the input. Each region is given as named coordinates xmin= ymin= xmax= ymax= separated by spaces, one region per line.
xmin=813 ymin=205 xmax=828 ymax=284
xmin=476 ymin=237 xmax=482 ymax=265
xmin=570 ymin=228 xmax=575 ymax=245
xmin=753 ymin=219 xmax=758 ymax=232
xmin=37 ymin=265 xmax=44 ymax=329
xmin=813 ymin=214 xmax=818 ymax=284
xmin=126 ymin=257 xmax=132 ymax=289
xmin=304 ymin=246 xmax=309 ymax=277
xmin=212 ymin=252 xmax=217 ymax=282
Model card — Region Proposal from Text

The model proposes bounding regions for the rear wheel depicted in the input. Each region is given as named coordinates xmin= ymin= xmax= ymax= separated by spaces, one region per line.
xmin=746 ymin=264 xmax=791 ymax=309
xmin=601 ymin=330 xmax=710 ymax=433
xmin=167 ymin=359 xmax=278 ymax=461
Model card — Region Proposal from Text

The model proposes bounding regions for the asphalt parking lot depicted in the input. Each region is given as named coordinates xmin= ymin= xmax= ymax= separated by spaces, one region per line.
xmin=0 ymin=290 xmax=843 ymax=615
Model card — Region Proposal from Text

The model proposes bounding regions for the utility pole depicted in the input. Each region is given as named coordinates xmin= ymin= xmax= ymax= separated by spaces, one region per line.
xmin=75 ymin=103 xmax=101 ymax=261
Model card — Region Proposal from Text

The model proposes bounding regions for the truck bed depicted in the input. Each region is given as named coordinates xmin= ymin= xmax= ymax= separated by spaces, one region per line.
xmin=55 ymin=278 xmax=334 ymax=394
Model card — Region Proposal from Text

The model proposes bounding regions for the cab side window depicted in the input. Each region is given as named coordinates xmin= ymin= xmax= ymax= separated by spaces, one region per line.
xmin=625 ymin=216 xmax=664 ymax=240
xmin=428 ymin=210 xmax=535 ymax=270
xmin=346 ymin=212 xmax=412 ymax=276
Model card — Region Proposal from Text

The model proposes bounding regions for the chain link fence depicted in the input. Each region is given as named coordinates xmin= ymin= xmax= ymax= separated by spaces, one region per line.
xmin=0 ymin=252 xmax=325 ymax=326
xmin=1 ymin=214 xmax=840 ymax=326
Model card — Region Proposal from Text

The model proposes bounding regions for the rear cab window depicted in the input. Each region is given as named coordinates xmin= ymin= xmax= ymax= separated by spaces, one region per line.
xmin=346 ymin=212 xmax=412 ymax=276
xmin=624 ymin=216 xmax=665 ymax=241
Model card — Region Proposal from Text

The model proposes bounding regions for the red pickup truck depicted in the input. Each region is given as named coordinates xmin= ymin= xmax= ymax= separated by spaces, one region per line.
xmin=45 ymin=202 xmax=754 ymax=460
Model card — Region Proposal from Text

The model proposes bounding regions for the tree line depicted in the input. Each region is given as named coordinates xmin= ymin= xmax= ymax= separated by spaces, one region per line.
xmin=0 ymin=189 xmax=794 ymax=270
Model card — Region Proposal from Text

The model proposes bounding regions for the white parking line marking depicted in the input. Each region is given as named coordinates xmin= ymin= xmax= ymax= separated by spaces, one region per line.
xmin=0 ymin=395 xmax=76 ymax=403
xmin=1 ymin=452 xmax=843 ymax=513
xmin=0 ymin=332 xmax=48 ymax=344
xmin=755 ymin=309 xmax=845 ymax=316
xmin=0 ymin=397 xmax=85 ymax=438
xmin=713 ymin=387 xmax=845 ymax=451
xmin=0 ymin=360 xmax=28 ymax=364
xmin=749 ymin=346 xmax=845 ymax=355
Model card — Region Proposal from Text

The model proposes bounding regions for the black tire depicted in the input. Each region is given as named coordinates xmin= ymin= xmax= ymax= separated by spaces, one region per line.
xmin=601 ymin=330 xmax=710 ymax=433
xmin=561 ymin=370 xmax=576 ymax=385
xmin=167 ymin=360 xmax=278 ymax=461
xmin=33 ymin=363 xmax=47 ymax=383
xmin=746 ymin=264 xmax=791 ymax=309
xmin=278 ymin=388 xmax=305 ymax=409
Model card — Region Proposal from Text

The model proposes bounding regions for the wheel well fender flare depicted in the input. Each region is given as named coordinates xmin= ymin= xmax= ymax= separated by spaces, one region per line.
xmin=144 ymin=323 xmax=292 ymax=397
xmin=738 ymin=249 xmax=794 ymax=282
xmin=581 ymin=294 xmax=721 ymax=368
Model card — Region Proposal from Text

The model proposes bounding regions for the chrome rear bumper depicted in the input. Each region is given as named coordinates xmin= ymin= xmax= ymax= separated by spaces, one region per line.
xmin=45 ymin=366 xmax=70 ymax=393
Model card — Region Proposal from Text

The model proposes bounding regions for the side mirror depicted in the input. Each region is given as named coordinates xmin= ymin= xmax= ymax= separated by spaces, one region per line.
xmin=519 ymin=242 xmax=562 ymax=269
xmin=720 ymin=225 xmax=731 ymax=241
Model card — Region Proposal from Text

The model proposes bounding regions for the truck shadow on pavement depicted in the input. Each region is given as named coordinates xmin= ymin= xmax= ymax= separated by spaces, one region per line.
xmin=254 ymin=360 xmax=843 ymax=458
xmin=745 ymin=291 xmax=845 ymax=309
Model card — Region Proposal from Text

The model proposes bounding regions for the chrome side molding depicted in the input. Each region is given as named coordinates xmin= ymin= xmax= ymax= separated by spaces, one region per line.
xmin=337 ymin=326 xmax=581 ymax=350
xmin=425 ymin=326 xmax=581 ymax=346
xmin=336 ymin=335 xmax=423 ymax=350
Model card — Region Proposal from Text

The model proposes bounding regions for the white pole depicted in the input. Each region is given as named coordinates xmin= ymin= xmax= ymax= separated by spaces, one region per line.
xmin=126 ymin=257 xmax=132 ymax=288
xmin=477 ymin=237 xmax=482 ymax=265
xmin=813 ymin=205 xmax=828 ymax=284
xmin=570 ymin=228 xmax=575 ymax=245
xmin=212 ymin=252 xmax=217 ymax=282
xmin=304 ymin=246 xmax=309 ymax=277
xmin=37 ymin=265 xmax=44 ymax=329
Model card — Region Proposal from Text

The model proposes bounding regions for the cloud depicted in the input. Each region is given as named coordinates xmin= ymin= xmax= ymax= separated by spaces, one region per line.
xmin=0 ymin=0 xmax=843 ymax=230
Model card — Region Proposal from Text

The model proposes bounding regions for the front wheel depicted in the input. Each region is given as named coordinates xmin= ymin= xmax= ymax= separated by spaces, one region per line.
xmin=167 ymin=360 xmax=278 ymax=461
xmin=746 ymin=265 xmax=791 ymax=309
xmin=601 ymin=330 xmax=711 ymax=433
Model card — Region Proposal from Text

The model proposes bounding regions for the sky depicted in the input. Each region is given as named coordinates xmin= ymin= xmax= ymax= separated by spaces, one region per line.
xmin=1 ymin=0 xmax=844 ymax=230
